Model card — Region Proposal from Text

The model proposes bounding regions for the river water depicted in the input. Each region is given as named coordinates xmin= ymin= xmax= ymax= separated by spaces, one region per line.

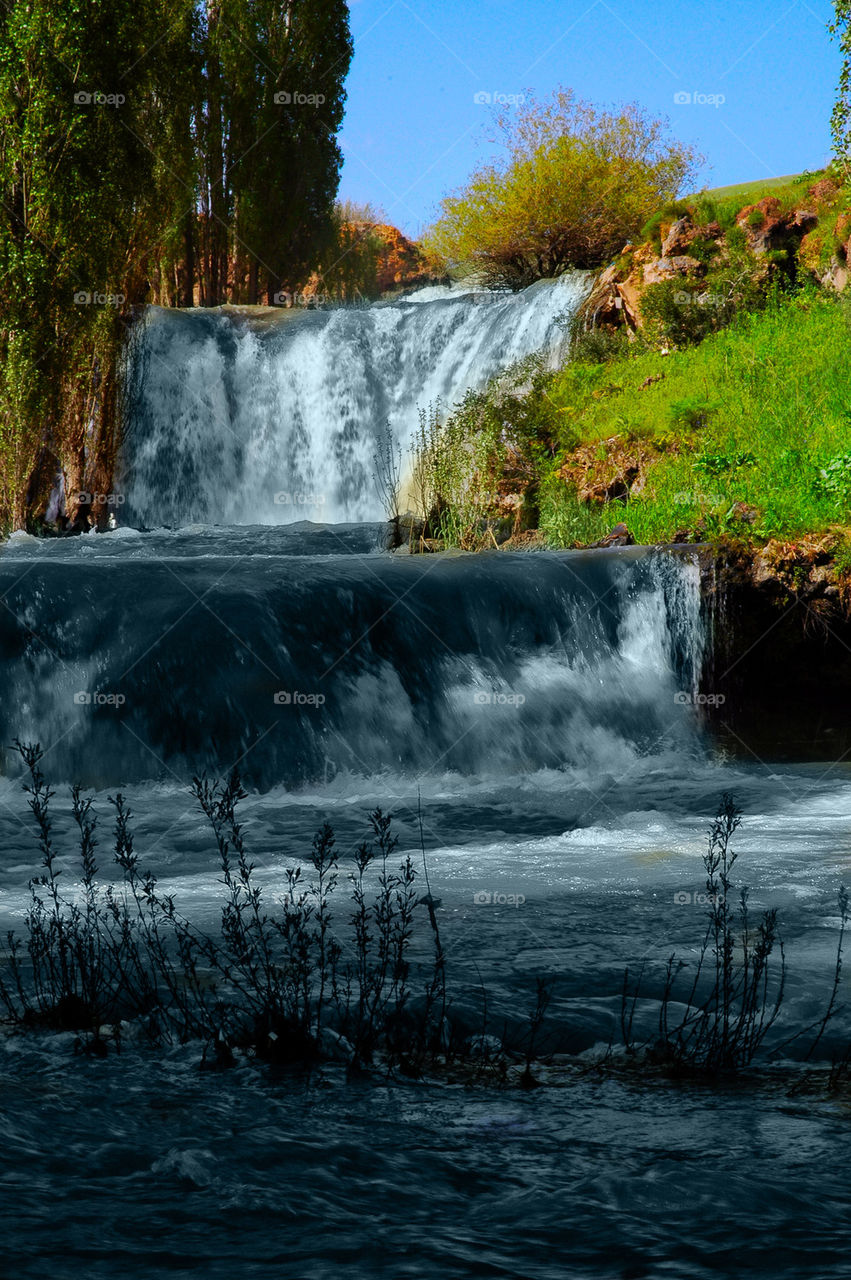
xmin=1 ymin=280 xmax=849 ymax=1276
xmin=0 ymin=522 xmax=849 ymax=1278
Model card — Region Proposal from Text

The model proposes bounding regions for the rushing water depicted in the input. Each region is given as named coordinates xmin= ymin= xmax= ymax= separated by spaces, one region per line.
xmin=1 ymin=524 xmax=850 ymax=1278
xmin=2 ymin=278 xmax=850 ymax=1276
xmin=118 ymin=276 xmax=590 ymax=527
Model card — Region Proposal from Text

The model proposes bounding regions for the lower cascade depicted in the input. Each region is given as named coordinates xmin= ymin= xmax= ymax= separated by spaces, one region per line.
xmin=117 ymin=275 xmax=590 ymax=528
xmin=0 ymin=532 xmax=703 ymax=788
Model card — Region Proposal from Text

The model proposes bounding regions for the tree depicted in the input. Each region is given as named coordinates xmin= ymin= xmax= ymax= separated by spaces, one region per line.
xmin=424 ymin=88 xmax=701 ymax=288
xmin=831 ymin=2 xmax=851 ymax=176
xmin=194 ymin=0 xmax=352 ymax=305
xmin=0 ymin=0 xmax=194 ymax=525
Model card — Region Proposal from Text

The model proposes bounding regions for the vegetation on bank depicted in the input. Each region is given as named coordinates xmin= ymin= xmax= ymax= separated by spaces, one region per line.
xmin=402 ymin=154 xmax=851 ymax=560
xmin=400 ymin=289 xmax=851 ymax=553
xmin=2 ymin=749 xmax=849 ymax=1088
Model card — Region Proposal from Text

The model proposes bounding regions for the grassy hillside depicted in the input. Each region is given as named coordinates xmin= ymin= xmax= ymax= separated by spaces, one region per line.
xmin=700 ymin=171 xmax=821 ymax=202
xmin=538 ymin=291 xmax=851 ymax=547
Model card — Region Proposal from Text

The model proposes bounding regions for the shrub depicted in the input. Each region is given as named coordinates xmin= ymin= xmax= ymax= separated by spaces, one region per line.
xmin=0 ymin=744 xmax=449 ymax=1070
xmin=640 ymin=199 xmax=691 ymax=248
xmin=621 ymin=795 xmax=849 ymax=1074
xmin=423 ymin=88 xmax=701 ymax=287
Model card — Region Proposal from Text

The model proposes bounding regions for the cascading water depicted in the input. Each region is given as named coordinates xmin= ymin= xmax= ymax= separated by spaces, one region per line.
xmin=117 ymin=275 xmax=591 ymax=527
xmin=0 ymin=531 xmax=704 ymax=788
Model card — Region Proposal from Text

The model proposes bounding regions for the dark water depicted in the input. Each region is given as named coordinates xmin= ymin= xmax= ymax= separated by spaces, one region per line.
xmin=2 ymin=1037 xmax=850 ymax=1280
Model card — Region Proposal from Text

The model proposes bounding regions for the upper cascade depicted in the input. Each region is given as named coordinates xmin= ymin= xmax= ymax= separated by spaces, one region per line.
xmin=118 ymin=274 xmax=591 ymax=528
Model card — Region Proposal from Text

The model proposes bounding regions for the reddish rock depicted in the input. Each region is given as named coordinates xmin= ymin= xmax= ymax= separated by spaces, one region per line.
xmin=643 ymin=255 xmax=702 ymax=285
xmin=736 ymin=197 xmax=817 ymax=255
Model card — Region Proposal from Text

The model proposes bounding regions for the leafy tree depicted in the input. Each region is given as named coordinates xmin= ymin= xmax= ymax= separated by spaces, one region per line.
xmin=424 ymin=88 xmax=701 ymax=288
xmin=0 ymin=0 xmax=193 ymax=525
xmin=195 ymin=0 xmax=352 ymax=304
xmin=831 ymin=2 xmax=851 ymax=176
xmin=313 ymin=200 xmax=386 ymax=302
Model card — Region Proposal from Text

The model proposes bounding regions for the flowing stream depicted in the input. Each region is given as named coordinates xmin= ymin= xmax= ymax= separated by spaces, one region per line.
xmin=1 ymin=283 xmax=849 ymax=1278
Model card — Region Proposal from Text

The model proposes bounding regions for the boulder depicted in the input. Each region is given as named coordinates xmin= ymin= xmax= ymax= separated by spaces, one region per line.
xmin=592 ymin=522 xmax=634 ymax=548
xmin=643 ymin=255 xmax=702 ymax=285
xmin=661 ymin=217 xmax=692 ymax=256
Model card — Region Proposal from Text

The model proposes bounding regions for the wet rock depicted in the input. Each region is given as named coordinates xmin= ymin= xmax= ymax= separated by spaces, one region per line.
xmin=466 ymin=1033 xmax=504 ymax=1060
xmin=592 ymin=523 xmax=634 ymax=548
xmin=318 ymin=1027 xmax=355 ymax=1063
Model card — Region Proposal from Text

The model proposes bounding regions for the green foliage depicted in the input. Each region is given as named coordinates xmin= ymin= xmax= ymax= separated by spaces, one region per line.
xmin=424 ymin=88 xmax=701 ymax=287
xmin=537 ymin=291 xmax=851 ymax=546
xmin=639 ymin=227 xmax=777 ymax=348
xmin=315 ymin=201 xmax=387 ymax=302
xmin=199 ymin=0 xmax=352 ymax=304
xmin=408 ymin=357 xmax=565 ymax=546
xmin=816 ymin=450 xmax=851 ymax=507
xmin=831 ymin=2 xmax=851 ymax=173
xmin=668 ymin=397 xmax=720 ymax=431
xmin=640 ymin=200 xmax=691 ymax=248
xmin=570 ymin=325 xmax=636 ymax=364
xmin=693 ymin=451 xmax=756 ymax=476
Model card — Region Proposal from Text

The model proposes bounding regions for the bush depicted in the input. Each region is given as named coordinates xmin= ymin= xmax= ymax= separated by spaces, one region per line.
xmin=0 ymin=744 xmax=451 ymax=1071
xmin=423 ymin=88 xmax=701 ymax=287
xmin=622 ymin=795 xmax=849 ymax=1074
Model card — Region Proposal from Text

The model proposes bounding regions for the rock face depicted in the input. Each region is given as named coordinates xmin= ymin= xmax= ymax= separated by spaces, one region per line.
xmin=735 ymin=196 xmax=817 ymax=255
xmin=577 ymin=176 xmax=849 ymax=341
xmin=699 ymin=534 xmax=851 ymax=758
xmin=303 ymin=222 xmax=445 ymax=302
xmin=642 ymin=254 xmax=702 ymax=285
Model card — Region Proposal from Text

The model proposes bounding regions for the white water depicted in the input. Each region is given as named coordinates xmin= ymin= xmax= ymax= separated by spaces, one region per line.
xmin=118 ymin=275 xmax=590 ymax=527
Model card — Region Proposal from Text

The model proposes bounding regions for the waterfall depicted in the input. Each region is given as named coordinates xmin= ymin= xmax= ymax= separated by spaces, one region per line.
xmin=117 ymin=274 xmax=591 ymax=528
xmin=0 ymin=534 xmax=705 ymax=788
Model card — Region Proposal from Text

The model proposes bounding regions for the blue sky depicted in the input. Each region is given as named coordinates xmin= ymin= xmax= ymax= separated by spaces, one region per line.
xmin=338 ymin=0 xmax=838 ymax=236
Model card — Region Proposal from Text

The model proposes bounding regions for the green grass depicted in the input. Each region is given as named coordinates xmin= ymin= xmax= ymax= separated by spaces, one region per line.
xmin=538 ymin=290 xmax=851 ymax=548
xmin=699 ymin=171 xmax=822 ymax=203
